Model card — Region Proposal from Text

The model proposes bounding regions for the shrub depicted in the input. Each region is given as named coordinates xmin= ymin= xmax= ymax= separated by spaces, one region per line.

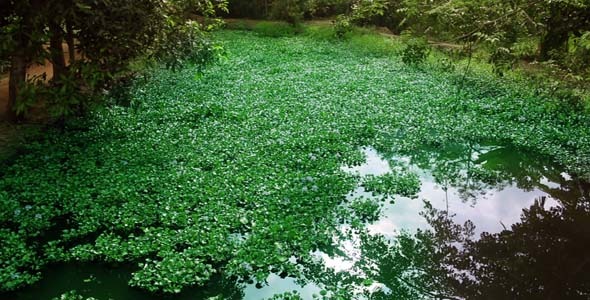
xmin=511 ymin=38 xmax=538 ymax=61
xmin=303 ymin=25 xmax=336 ymax=40
xmin=489 ymin=47 xmax=516 ymax=76
xmin=152 ymin=21 xmax=224 ymax=71
xmin=270 ymin=0 xmax=307 ymax=25
xmin=253 ymin=21 xmax=301 ymax=37
xmin=564 ymin=31 xmax=590 ymax=73
xmin=401 ymin=36 xmax=430 ymax=66
xmin=224 ymin=20 xmax=252 ymax=31
xmin=349 ymin=33 xmax=398 ymax=56
xmin=333 ymin=15 xmax=353 ymax=38
xmin=436 ymin=57 xmax=456 ymax=73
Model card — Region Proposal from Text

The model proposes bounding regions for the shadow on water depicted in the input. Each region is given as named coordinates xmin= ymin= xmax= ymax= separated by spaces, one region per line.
xmin=2 ymin=141 xmax=589 ymax=299
xmin=1 ymin=263 xmax=244 ymax=300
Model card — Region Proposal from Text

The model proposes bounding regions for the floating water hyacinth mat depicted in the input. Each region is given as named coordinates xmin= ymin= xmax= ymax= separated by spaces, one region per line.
xmin=1 ymin=30 xmax=590 ymax=297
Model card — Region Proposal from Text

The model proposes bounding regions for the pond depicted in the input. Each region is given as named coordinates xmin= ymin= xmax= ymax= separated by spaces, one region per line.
xmin=4 ymin=141 xmax=588 ymax=299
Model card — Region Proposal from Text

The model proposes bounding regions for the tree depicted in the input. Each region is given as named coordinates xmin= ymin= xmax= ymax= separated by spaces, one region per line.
xmin=0 ymin=0 xmax=228 ymax=121
xmin=539 ymin=0 xmax=590 ymax=60
xmin=0 ymin=0 xmax=46 ymax=121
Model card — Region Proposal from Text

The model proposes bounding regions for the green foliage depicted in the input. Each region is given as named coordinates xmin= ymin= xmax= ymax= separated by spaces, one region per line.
xmin=225 ymin=0 xmax=349 ymax=20
xmin=348 ymin=0 xmax=388 ymax=25
xmin=303 ymin=25 xmax=337 ymax=40
xmin=266 ymin=291 xmax=303 ymax=299
xmin=130 ymin=255 xmax=215 ymax=293
xmin=306 ymin=0 xmax=350 ymax=17
xmin=153 ymin=21 xmax=225 ymax=71
xmin=270 ymin=0 xmax=308 ymax=24
xmin=0 ymin=229 xmax=42 ymax=291
xmin=564 ymin=31 xmax=590 ymax=73
xmin=434 ymin=56 xmax=456 ymax=72
xmin=511 ymin=38 xmax=538 ymax=61
xmin=224 ymin=20 xmax=253 ymax=31
xmin=346 ymin=29 xmax=401 ymax=56
xmin=253 ymin=21 xmax=302 ymax=37
xmin=14 ymin=62 xmax=113 ymax=119
xmin=2 ymin=30 xmax=590 ymax=297
xmin=362 ymin=172 xmax=421 ymax=200
xmin=332 ymin=0 xmax=387 ymax=38
xmin=401 ymin=36 xmax=430 ymax=66
xmin=0 ymin=0 xmax=228 ymax=120
xmin=349 ymin=198 xmax=382 ymax=222
xmin=52 ymin=290 xmax=99 ymax=300
xmin=329 ymin=0 xmax=590 ymax=79
xmin=333 ymin=15 xmax=353 ymax=39
xmin=489 ymin=47 xmax=515 ymax=76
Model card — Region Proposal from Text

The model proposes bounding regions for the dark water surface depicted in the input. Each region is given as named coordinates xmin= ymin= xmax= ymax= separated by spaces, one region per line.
xmin=4 ymin=143 xmax=589 ymax=299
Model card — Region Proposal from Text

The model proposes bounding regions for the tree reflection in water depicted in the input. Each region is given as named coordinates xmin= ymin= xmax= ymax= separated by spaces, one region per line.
xmin=355 ymin=143 xmax=590 ymax=299
xmin=299 ymin=142 xmax=590 ymax=299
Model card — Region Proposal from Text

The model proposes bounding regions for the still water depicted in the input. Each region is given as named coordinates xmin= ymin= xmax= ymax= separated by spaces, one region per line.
xmin=4 ymin=143 xmax=589 ymax=299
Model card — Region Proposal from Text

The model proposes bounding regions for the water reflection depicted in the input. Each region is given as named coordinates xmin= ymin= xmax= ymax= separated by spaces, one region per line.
xmin=1 ymin=263 xmax=244 ymax=300
xmin=243 ymin=275 xmax=321 ymax=299
xmin=354 ymin=192 xmax=590 ymax=299
xmin=337 ymin=142 xmax=590 ymax=299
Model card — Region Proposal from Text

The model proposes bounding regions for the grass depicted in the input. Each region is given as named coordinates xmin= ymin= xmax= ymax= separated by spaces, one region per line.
xmin=1 ymin=29 xmax=590 ymax=298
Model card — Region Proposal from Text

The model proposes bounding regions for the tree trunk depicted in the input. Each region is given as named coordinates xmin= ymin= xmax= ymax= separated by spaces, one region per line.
xmin=7 ymin=53 xmax=27 ymax=122
xmin=539 ymin=4 xmax=579 ymax=60
xmin=540 ymin=26 xmax=569 ymax=60
xmin=66 ymin=21 xmax=76 ymax=64
xmin=49 ymin=22 xmax=67 ymax=82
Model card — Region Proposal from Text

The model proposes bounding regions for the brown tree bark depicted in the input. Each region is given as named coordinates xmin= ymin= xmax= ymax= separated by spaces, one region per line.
xmin=7 ymin=53 xmax=27 ymax=122
xmin=66 ymin=21 xmax=76 ymax=64
xmin=49 ymin=22 xmax=67 ymax=82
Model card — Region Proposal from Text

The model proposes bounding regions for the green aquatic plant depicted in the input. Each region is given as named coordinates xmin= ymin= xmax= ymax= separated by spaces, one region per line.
xmin=2 ymin=29 xmax=590 ymax=297
xmin=52 ymin=290 xmax=99 ymax=300
xmin=362 ymin=173 xmax=421 ymax=200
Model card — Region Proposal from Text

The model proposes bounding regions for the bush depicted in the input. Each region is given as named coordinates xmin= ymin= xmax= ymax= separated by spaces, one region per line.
xmin=564 ymin=32 xmax=590 ymax=73
xmin=252 ymin=21 xmax=301 ymax=37
xmin=153 ymin=20 xmax=224 ymax=71
xmin=511 ymin=38 xmax=538 ymax=61
xmin=303 ymin=25 xmax=336 ymax=40
xmin=333 ymin=15 xmax=352 ymax=38
xmin=489 ymin=47 xmax=516 ymax=76
xmin=401 ymin=36 xmax=430 ymax=66
xmin=224 ymin=20 xmax=253 ymax=31
xmin=349 ymin=32 xmax=399 ymax=56
xmin=270 ymin=0 xmax=307 ymax=24
xmin=436 ymin=57 xmax=456 ymax=73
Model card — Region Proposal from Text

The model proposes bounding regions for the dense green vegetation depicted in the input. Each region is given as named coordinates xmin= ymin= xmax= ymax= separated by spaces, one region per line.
xmin=2 ymin=0 xmax=589 ymax=122
xmin=225 ymin=0 xmax=590 ymax=93
xmin=1 ymin=27 xmax=590 ymax=298
xmin=0 ymin=0 xmax=227 ymax=121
